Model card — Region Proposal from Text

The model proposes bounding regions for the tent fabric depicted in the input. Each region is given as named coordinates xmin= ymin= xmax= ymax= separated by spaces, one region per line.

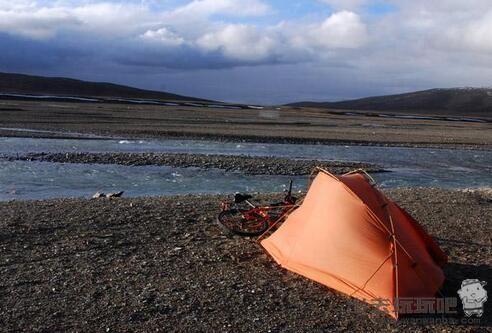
xmin=261 ymin=170 xmax=447 ymax=318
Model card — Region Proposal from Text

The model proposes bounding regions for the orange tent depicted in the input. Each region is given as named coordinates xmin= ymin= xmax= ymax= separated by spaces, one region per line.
xmin=261 ymin=169 xmax=447 ymax=318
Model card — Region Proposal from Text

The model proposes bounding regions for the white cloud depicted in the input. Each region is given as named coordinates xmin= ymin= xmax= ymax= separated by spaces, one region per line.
xmin=170 ymin=0 xmax=270 ymax=18
xmin=452 ymin=10 xmax=492 ymax=52
xmin=310 ymin=11 xmax=368 ymax=49
xmin=70 ymin=3 xmax=160 ymax=38
xmin=286 ymin=11 xmax=368 ymax=53
xmin=0 ymin=0 xmax=36 ymax=11
xmin=0 ymin=5 xmax=78 ymax=39
xmin=373 ymin=1 xmax=492 ymax=56
xmin=193 ymin=11 xmax=368 ymax=61
xmin=0 ymin=0 xmax=270 ymax=40
xmin=140 ymin=27 xmax=185 ymax=47
xmin=0 ymin=0 xmax=369 ymax=61
xmin=0 ymin=2 xmax=154 ymax=39
xmin=196 ymin=24 xmax=278 ymax=61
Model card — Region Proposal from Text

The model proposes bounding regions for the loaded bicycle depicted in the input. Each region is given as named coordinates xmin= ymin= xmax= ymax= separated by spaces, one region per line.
xmin=217 ymin=180 xmax=299 ymax=236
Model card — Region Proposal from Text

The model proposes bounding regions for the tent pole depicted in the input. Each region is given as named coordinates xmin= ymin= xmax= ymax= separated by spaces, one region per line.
xmin=388 ymin=209 xmax=400 ymax=317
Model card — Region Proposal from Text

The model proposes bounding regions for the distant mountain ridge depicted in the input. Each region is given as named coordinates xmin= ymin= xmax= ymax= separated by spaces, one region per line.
xmin=2 ymin=72 xmax=491 ymax=118
xmin=288 ymin=88 xmax=492 ymax=117
xmin=0 ymin=72 xmax=208 ymax=102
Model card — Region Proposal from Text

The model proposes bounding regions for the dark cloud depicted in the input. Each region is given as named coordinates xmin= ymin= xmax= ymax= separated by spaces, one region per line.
xmin=111 ymin=44 xmax=286 ymax=70
xmin=0 ymin=33 xmax=87 ymax=72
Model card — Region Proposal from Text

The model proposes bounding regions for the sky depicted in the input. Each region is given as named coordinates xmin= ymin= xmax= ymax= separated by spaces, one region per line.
xmin=1 ymin=0 xmax=492 ymax=104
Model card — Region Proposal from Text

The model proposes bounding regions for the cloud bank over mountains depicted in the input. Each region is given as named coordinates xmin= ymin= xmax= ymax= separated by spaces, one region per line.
xmin=1 ymin=0 xmax=492 ymax=103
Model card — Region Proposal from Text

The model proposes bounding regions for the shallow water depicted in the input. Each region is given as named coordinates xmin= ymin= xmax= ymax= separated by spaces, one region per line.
xmin=1 ymin=136 xmax=490 ymax=168
xmin=0 ymin=136 xmax=491 ymax=201
xmin=0 ymin=161 xmax=305 ymax=201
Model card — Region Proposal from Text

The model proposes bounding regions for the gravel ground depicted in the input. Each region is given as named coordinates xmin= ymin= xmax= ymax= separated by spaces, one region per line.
xmin=1 ymin=99 xmax=491 ymax=149
xmin=0 ymin=188 xmax=490 ymax=332
xmin=16 ymin=152 xmax=384 ymax=175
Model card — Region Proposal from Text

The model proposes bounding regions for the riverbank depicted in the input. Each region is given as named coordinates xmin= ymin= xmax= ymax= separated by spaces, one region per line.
xmin=2 ymin=129 xmax=489 ymax=151
xmin=17 ymin=152 xmax=384 ymax=175
xmin=1 ymin=188 xmax=490 ymax=332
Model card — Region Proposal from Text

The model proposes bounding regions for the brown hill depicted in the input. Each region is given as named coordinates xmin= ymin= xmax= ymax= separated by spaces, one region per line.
xmin=288 ymin=88 xmax=492 ymax=118
xmin=0 ymin=72 xmax=208 ymax=102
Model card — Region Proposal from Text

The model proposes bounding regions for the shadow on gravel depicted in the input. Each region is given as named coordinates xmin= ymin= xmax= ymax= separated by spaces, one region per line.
xmin=390 ymin=263 xmax=491 ymax=328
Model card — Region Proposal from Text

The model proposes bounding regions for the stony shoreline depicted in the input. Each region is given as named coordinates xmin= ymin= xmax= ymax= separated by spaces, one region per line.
xmin=16 ymin=152 xmax=386 ymax=175
xmin=1 ymin=128 xmax=490 ymax=150
xmin=0 ymin=188 xmax=490 ymax=332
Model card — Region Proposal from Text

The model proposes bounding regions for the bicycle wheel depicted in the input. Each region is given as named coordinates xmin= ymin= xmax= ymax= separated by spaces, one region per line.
xmin=217 ymin=209 xmax=269 ymax=236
